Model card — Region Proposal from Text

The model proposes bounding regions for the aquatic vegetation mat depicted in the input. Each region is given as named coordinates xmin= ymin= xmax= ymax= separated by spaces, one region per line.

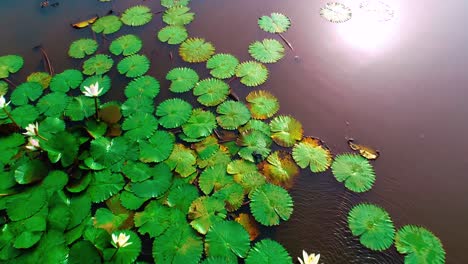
xmin=0 ymin=1 xmax=445 ymax=264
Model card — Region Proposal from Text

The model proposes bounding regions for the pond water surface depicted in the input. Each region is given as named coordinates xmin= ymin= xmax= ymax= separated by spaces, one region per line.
xmin=1 ymin=0 xmax=467 ymax=263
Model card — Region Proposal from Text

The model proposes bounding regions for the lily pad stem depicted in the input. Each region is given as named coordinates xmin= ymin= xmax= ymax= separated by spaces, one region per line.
xmin=3 ymin=78 xmax=17 ymax=88
xmin=2 ymin=108 xmax=19 ymax=128
xmin=278 ymin=33 xmax=294 ymax=51
xmin=94 ymin=97 xmax=100 ymax=121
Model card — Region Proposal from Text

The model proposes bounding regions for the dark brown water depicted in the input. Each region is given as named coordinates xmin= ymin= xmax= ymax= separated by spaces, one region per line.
xmin=1 ymin=0 xmax=467 ymax=263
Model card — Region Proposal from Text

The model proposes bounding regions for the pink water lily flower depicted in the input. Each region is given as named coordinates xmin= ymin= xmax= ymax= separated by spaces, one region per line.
xmin=26 ymin=138 xmax=40 ymax=151
xmin=83 ymin=81 xmax=103 ymax=97
xmin=298 ymin=250 xmax=320 ymax=264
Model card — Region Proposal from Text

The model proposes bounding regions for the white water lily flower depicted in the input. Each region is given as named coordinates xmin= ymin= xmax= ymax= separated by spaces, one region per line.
xmin=82 ymin=81 xmax=103 ymax=97
xmin=23 ymin=122 xmax=39 ymax=137
xmin=26 ymin=137 xmax=40 ymax=151
xmin=298 ymin=250 xmax=320 ymax=264
xmin=0 ymin=95 xmax=10 ymax=109
xmin=112 ymin=233 xmax=133 ymax=248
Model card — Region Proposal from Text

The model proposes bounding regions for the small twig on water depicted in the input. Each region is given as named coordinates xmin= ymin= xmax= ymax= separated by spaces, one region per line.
xmin=227 ymin=76 xmax=237 ymax=84
xmin=34 ymin=45 xmax=54 ymax=75
xmin=278 ymin=33 xmax=294 ymax=50
xmin=3 ymin=78 xmax=17 ymax=88
xmin=154 ymin=10 xmax=164 ymax=15
xmin=228 ymin=89 xmax=240 ymax=101
xmin=169 ymin=51 xmax=173 ymax=62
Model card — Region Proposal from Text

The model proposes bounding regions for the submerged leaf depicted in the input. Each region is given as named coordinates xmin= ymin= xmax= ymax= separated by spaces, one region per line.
xmin=348 ymin=203 xmax=395 ymax=251
xmin=109 ymin=34 xmax=143 ymax=56
xmin=92 ymin=15 xmax=122 ymax=34
xmin=206 ymin=53 xmax=239 ymax=79
xmin=158 ymin=25 xmax=188 ymax=45
xmin=292 ymin=137 xmax=332 ymax=173
xmin=193 ymin=78 xmax=229 ymax=106
xmin=269 ymin=115 xmax=303 ymax=147
xmin=395 ymin=225 xmax=446 ymax=264
xmin=331 ymin=153 xmax=376 ymax=193
xmin=245 ymin=239 xmax=292 ymax=264
xmin=68 ymin=38 xmax=98 ymax=59
xmin=258 ymin=13 xmax=291 ymax=33
xmin=117 ymin=54 xmax=150 ymax=78
xmin=179 ymin=38 xmax=215 ymax=63
xmin=249 ymin=39 xmax=285 ymax=63
xmin=216 ymin=100 xmax=251 ymax=130
xmin=235 ymin=61 xmax=269 ymax=87
xmin=250 ymin=183 xmax=293 ymax=226
xmin=259 ymin=151 xmax=299 ymax=188
xmin=163 ymin=6 xmax=195 ymax=26
xmin=156 ymin=98 xmax=193 ymax=129
xmin=121 ymin=5 xmax=153 ymax=26
xmin=166 ymin=67 xmax=199 ymax=93
xmin=246 ymin=90 xmax=279 ymax=119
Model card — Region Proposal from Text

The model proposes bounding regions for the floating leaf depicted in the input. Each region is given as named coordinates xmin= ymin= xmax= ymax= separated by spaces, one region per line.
xmin=245 ymin=239 xmax=292 ymax=264
xmin=90 ymin=137 xmax=128 ymax=168
xmin=250 ymin=183 xmax=293 ymax=226
xmin=121 ymin=95 xmax=154 ymax=117
xmin=198 ymin=164 xmax=233 ymax=195
xmin=205 ymin=221 xmax=250 ymax=261
xmin=395 ymin=225 xmax=445 ymax=264
xmin=192 ymin=135 xmax=220 ymax=160
xmin=249 ymin=39 xmax=285 ymax=63
xmin=0 ymin=133 xmax=24 ymax=164
xmin=156 ymin=98 xmax=193 ymax=129
xmin=93 ymin=207 xmax=129 ymax=233
xmin=348 ymin=203 xmax=395 ymax=251
xmin=139 ymin=130 xmax=175 ymax=163
xmin=206 ymin=53 xmax=239 ymax=79
xmin=235 ymin=213 xmax=260 ymax=241
xmin=246 ymin=90 xmax=279 ymax=119
xmin=158 ymin=25 xmax=188 ymax=45
xmin=65 ymin=95 xmax=96 ymax=121
xmin=83 ymin=54 xmax=114 ymax=75
xmin=213 ymin=183 xmax=245 ymax=211
xmin=331 ymin=153 xmax=376 ymax=193
xmin=240 ymin=119 xmax=271 ymax=136
xmin=121 ymin=5 xmax=153 ymax=26
xmin=216 ymin=100 xmax=251 ymax=130
xmin=165 ymin=144 xmax=197 ymax=177
xmin=152 ymin=224 xmax=203 ymax=264
xmin=237 ymin=130 xmax=272 ymax=162
xmin=87 ymin=170 xmax=125 ymax=203
xmin=0 ymin=54 xmax=23 ymax=79
xmin=193 ymin=78 xmax=229 ymax=106
xmin=348 ymin=139 xmax=380 ymax=160
xmin=179 ymin=38 xmax=215 ymax=63
xmin=161 ymin=0 xmax=191 ymax=8
xmin=167 ymin=182 xmax=200 ymax=212
xmin=259 ymin=151 xmax=299 ymax=188
xmin=14 ymin=159 xmax=47 ymax=185
xmin=269 ymin=115 xmax=303 ymax=147
xmin=109 ymin=34 xmax=143 ymax=56
xmin=235 ymin=61 xmax=269 ymax=87
xmin=320 ymin=2 xmax=352 ymax=23
xmin=258 ymin=13 xmax=291 ymax=33
xmin=188 ymin=196 xmax=227 ymax=235
xmin=182 ymin=108 xmax=217 ymax=139
xmin=10 ymin=104 xmax=39 ymax=127
xmin=27 ymin=72 xmax=51 ymax=88
xmin=41 ymin=131 xmax=80 ymax=167
xmin=228 ymin=161 xmax=266 ymax=194
xmin=117 ymin=54 xmax=150 ymax=78
xmin=124 ymin=75 xmax=160 ymax=98
xmin=131 ymin=163 xmax=173 ymax=198
xmin=120 ymin=190 xmax=148 ymax=210
xmin=99 ymin=102 xmax=122 ymax=124
xmin=10 ymin=82 xmax=42 ymax=106
xmin=122 ymin=112 xmax=158 ymax=140
xmin=134 ymin=201 xmax=175 ymax=237
xmin=69 ymin=241 xmax=101 ymax=264
xmin=50 ymin=69 xmax=83 ymax=92
xmin=166 ymin=67 xmax=199 ymax=93
xmin=37 ymin=92 xmax=71 ymax=117
xmin=6 ymin=188 xmax=47 ymax=221
xmin=103 ymin=230 xmax=142 ymax=264
xmin=68 ymin=38 xmax=98 ymax=59
xmin=92 ymin=15 xmax=123 ymax=34
xmin=0 ymin=80 xmax=8 ymax=95
xmin=122 ymin=161 xmax=152 ymax=182
xmin=67 ymin=194 xmax=92 ymax=230
xmin=163 ymin=6 xmax=195 ymax=26
xmin=292 ymin=137 xmax=332 ymax=173
xmin=80 ymin=75 xmax=112 ymax=96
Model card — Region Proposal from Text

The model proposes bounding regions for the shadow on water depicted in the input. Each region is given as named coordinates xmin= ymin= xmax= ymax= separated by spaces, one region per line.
xmin=1 ymin=0 xmax=467 ymax=263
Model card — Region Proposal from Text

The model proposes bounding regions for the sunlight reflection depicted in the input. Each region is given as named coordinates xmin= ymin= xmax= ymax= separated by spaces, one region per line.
xmin=336 ymin=1 xmax=399 ymax=52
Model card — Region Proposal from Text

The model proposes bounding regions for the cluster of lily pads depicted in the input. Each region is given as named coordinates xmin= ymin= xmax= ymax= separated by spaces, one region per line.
xmin=0 ymin=1 xmax=444 ymax=264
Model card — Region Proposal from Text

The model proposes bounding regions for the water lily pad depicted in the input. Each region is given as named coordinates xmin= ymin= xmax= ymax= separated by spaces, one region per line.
xmin=92 ymin=15 xmax=122 ymax=34
xmin=193 ymin=78 xmax=229 ymax=106
xmin=87 ymin=170 xmax=125 ymax=203
xmin=131 ymin=163 xmax=173 ymax=198
xmin=0 ymin=55 xmax=24 ymax=78
xmin=68 ymin=38 xmax=98 ymax=59
xmin=117 ymin=54 xmax=150 ymax=78
xmin=331 ymin=153 xmax=376 ymax=193
xmin=206 ymin=53 xmax=239 ymax=79
xmin=161 ymin=0 xmax=191 ymax=8
xmin=27 ymin=72 xmax=51 ymax=88
xmin=250 ymin=183 xmax=293 ymax=226
xmin=156 ymin=98 xmax=193 ymax=129
xmin=269 ymin=115 xmax=303 ymax=147
xmin=292 ymin=137 xmax=332 ymax=173
xmin=237 ymin=130 xmax=272 ymax=162
xmin=139 ymin=130 xmax=175 ymax=163
xmin=121 ymin=95 xmax=154 ymax=117
xmin=258 ymin=13 xmax=291 ymax=33
xmin=124 ymin=75 xmax=160 ymax=98
xmin=165 ymin=144 xmax=197 ymax=177
xmin=37 ymin=92 xmax=71 ymax=117
xmin=198 ymin=164 xmax=233 ymax=195
xmin=259 ymin=151 xmax=299 ymax=188
xmin=320 ymin=2 xmax=352 ymax=23
xmin=235 ymin=61 xmax=269 ymax=87
xmin=50 ymin=69 xmax=83 ymax=92
xmin=245 ymin=239 xmax=292 ymax=264
xmin=80 ymin=74 xmax=112 ymax=96
xmin=249 ymin=39 xmax=285 ymax=63
xmin=182 ymin=108 xmax=217 ymax=139
xmin=121 ymin=5 xmax=153 ymax=26
xmin=395 ymin=225 xmax=445 ymax=264
xmin=158 ymin=25 xmax=188 ymax=44
xmin=103 ymin=230 xmax=142 ymax=264
xmin=83 ymin=54 xmax=114 ymax=75
xmin=188 ymin=196 xmax=227 ymax=234
xmin=166 ymin=67 xmax=199 ymax=93
xmin=10 ymin=81 xmax=43 ymax=106
xmin=246 ymin=90 xmax=279 ymax=119
xmin=216 ymin=100 xmax=251 ymax=130
xmin=205 ymin=221 xmax=250 ymax=260
xmin=163 ymin=6 xmax=195 ymax=26
xmin=122 ymin=112 xmax=158 ymax=140
xmin=179 ymin=38 xmax=215 ymax=63
xmin=109 ymin=34 xmax=143 ymax=56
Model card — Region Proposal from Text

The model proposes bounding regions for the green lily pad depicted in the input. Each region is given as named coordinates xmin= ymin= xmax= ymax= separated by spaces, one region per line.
xmin=205 ymin=221 xmax=250 ymax=261
xmin=188 ymin=196 xmax=227 ymax=235
xmin=248 ymin=39 xmax=285 ymax=63
xmin=206 ymin=53 xmax=239 ymax=79
xmin=235 ymin=61 xmax=269 ymax=87
xmin=117 ymin=54 xmax=150 ymax=78
xmin=395 ymin=225 xmax=446 ymax=264
xmin=179 ymin=38 xmax=215 ymax=63
xmin=245 ymin=239 xmax=292 ymax=264
xmin=163 ymin=6 xmax=195 ymax=26
xmin=166 ymin=67 xmax=199 ymax=93
xmin=92 ymin=15 xmax=123 ymax=34
xmin=156 ymin=98 xmax=193 ymax=129
xmin=246 ymin=90 xmax=279 ymax=119
xmin=250 ymin=183 xmax=293 ymax=226
xmin=50 ymin=69 xmax=83 ymax=92
xmin=216 ymin=100 xmax=251 ymax=130
xmin=269 ymin=115 xmax=303 ymax=147
xmin=258 ymin=13 xmax=291 ymax=33
xmin=158 ymin=25 xmax=188 ymax=45
xmin=124 ymin=75 xmax=160 ymax=98
xmin=292 ymin=137 xmax=332 ymax=173
xmin=110 ymin=34 xmax=143 ymax=56
xmin=182 ymin=108 xmax=217 ymax=139
xmin=331 ymin=153 xmax=376 ymax=193
xmin=82 ymin=54 xmax=114 ymax=75
xmin=193 ymin=78 xmax=230 ymax=106
xmin=0 ymin=55 xmax=24 ymax=78
xmin=10 ymin=82 xmax=43 ymax=106
xmin=68 ymin=38 xmax=98 ymax=59
xmin=121 ymin=5 xmax=153 ymax=26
